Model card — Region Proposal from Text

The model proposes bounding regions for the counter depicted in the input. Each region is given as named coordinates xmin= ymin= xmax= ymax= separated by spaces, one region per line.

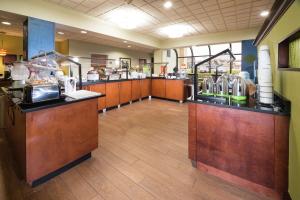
xmin=188 ymin=94 xmax=290 ymax=116
xmin=2 ymin=87 xmax=101 ymax=186
xmin=188 ymin=94 xmax=290 ymax=199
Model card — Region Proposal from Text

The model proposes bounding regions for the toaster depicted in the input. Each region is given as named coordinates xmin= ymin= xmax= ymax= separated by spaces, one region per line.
xmin=23 ymin=84 xmax=61 ymax=104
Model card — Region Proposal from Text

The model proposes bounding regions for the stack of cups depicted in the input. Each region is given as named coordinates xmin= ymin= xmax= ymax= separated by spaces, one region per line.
xmin=258 ymin=45 xmax=273 ymax=104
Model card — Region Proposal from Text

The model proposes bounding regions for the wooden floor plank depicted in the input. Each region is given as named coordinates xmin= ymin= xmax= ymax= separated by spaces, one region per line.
xmin=0 ymin=99 xmax=271 ymax=200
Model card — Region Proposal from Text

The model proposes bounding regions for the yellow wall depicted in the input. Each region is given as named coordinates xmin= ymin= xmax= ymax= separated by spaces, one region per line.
xmin=55 ymin=40 xmax=69 ymax=55
xmin=0 ymin=35 xmax=23 ymax=77
xmin=260 ymin=1 xmax=300 ymax=199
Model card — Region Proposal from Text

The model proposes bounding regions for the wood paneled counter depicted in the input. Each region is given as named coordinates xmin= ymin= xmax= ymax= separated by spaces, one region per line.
xmin=188 ymin=97 xmax=290 ymax=199
xmin=3 ymin=92 xmax=100 ymax=186
xmin=151 ymin=78 xmax=188 ymax=103
xmin=83 ymin=79 xmax=151 ymax=111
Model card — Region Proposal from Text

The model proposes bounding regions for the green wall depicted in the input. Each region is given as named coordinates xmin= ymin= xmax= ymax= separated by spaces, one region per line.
xmin=260 ymin=1 xmax=300 ymax=199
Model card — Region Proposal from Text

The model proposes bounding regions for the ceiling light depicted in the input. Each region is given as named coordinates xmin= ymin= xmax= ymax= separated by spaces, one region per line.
xmin=164 ymin=1 xmax=173 ymax=9
xmin=104 ymin=5 xmax=153 ymax=29
xmin=123 ymin=40 xmax=128 ymax=43
xmin=158 ymin=24 xmax=195 ymax=38
xmin=260 ymin=10 xmax=269 ymax=17
xmin=57 ymin=31 xmax=64 ymax=35
xmin=80 ymin=30 xmax=88 ymax=34
xmin=1 ymin=21 xmax=11 ymax=25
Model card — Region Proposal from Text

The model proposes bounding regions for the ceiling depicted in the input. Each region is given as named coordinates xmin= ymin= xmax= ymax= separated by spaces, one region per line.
xmin=44 ymin=0 xmax=275 ymax=38
xmin=0 ymin=10 xmax=26 ymax=36
xmin=0 ymin=0 xmax=275 ymax=53
xmin=0 ymin=10 xmax=154 ymax=53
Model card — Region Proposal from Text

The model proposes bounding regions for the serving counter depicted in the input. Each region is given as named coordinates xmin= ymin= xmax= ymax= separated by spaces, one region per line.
xmin=2 ymin=88 xmax=103 ymax=186
xmin=188 ymin=95 xmax=290 ymax=199
xmin=81 ymin=78 xmax=189 ymax=111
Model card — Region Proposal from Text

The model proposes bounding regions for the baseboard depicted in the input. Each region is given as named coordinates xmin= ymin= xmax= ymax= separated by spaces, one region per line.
xmin=30 ymin=153 xmax=91 ymax=187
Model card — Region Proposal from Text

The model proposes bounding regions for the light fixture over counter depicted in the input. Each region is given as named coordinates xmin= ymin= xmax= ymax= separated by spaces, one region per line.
xmin=158 ymin=24 xmax=195 ymax=38
xmin=103 ymin=5 xmax=154 ymax=30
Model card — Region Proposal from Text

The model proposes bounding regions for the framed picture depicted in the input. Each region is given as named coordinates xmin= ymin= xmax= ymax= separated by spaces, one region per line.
xmin=119 ymin=57 xmax=131 ymax=69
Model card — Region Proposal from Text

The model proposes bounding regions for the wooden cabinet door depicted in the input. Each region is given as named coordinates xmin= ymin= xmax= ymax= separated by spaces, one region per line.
xmin=151 ymin=79 xmax=165 ymax=98
xmin=165 ymin=80 xmax=184 ymax=101
xmin=119 ymin=81 xmax=132 ymax=104
xmin=196 ymin=104 xmax=275 ymax=188
xmin=140 ymin=79 xmax=150 ymax=98
xmin=82 ymin=85 xmax=90 ymax=91
xmin=131 ymin=80 xmax=140 ymax=100
xmin=106 ymin=82 xmax=120 ymax=108
xmin=89 ymin=84 xmax=106 ymax=110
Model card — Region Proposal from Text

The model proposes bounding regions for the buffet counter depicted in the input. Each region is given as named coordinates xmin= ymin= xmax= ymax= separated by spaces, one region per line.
xmin=188 ymin=95 xmax=290 ymax=199
xmin=1 ymin=87 xmax=102 ymax=186
xmin=81 ymin=78 xmax=189 ymax=111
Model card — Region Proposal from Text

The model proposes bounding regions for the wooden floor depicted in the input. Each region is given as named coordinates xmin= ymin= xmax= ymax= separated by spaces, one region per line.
xmin=0 ymin=99 xmax=272 ymax=200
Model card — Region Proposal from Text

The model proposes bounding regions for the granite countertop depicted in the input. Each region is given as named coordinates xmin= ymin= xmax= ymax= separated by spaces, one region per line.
xmin=188 ymin=94 xmax=290 ymax=116
xmin=81 ymin=77 xmax=189 ymax=86
xmin=1 ymin=87 xmax=104 ymax=113
xmin=81 ymin=78 xmax=151 ymax=86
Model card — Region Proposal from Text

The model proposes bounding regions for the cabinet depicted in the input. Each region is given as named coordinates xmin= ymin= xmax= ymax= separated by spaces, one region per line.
xmin=151 ymin=79 xmax=166 ymax=98
xmin=165 ymin=80 xmax=185 ymax=101
xmin=131 ymin=80 xmax=141 ymax=101
xmin=89 ymin=84 xmax=106 ymax=110
xmin=140 ymin=79 xmax=150 ymax=98
xmin=119 ymin=81 xmax=132 ymax=104
xmin=105 ymin=82 xmax=120 ymax=108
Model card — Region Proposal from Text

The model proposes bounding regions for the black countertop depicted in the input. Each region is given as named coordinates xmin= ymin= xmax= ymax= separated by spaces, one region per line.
xmin=188 ymin=94 xmax=290 ymax=116
xmin=1 ymin=87 xmax=104 ymax=113
xmin=81 ymin=77 xmax=189 ymax=86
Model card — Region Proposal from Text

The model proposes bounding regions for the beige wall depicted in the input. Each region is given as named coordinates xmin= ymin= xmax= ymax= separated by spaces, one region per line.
xmin=68 ymin=40 xmax=153 ymax=78
xmin=160 ymin=28 xmax=259 ymax=49
xmin=259 ymin=1 xmax=300 ymax=199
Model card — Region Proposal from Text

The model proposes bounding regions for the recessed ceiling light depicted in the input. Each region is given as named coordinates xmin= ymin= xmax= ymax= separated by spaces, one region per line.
xmin=127 ymin=45 xmax=131 ymax=48
xmin=80 ymin=30 xmax=88 ymax=34
xmin=260 ymin=10 xmax=269 ymax=17
xmin=123 ymin=40 xmax=128 ymax=43
xmin=57 ymin=31 xmax=64 ymax=35
xmin=158 ymin=24 xmax=195 ymax=38
xmin=104 ymin=5 xmax=152 ymax=29
xmin=164 ymin=1 xmax=173 ymax=9
xmin=1 ymin=21 xmax=11 ymax=25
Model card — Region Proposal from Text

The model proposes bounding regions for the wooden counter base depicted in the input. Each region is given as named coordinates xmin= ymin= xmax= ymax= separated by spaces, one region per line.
xmin=31 ymin=153 xmax=91 ymax=187
xmin=188 ymin=102 xmax=290 ymax=200
xmin=5 ymin=98 xmax=99 ymax=185
xmin=197 ymin=162 xmax=280 ymax=199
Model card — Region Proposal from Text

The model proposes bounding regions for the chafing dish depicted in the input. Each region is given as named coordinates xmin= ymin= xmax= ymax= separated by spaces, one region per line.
xmin=23 ymin=83 xmax=61 ymax=104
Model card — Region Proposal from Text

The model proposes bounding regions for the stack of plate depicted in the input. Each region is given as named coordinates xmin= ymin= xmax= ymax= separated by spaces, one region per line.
xmin=258 ymin=45 xmax=273 ymax=104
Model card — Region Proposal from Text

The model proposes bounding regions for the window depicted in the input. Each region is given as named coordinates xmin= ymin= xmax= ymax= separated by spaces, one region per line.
xmin=190 ymin=42 xmax=242 ymax=73
xmin=192 ymin=45 xmax=210 ymax=72
xmin=210 ymin=43 xmax=230 ymax=55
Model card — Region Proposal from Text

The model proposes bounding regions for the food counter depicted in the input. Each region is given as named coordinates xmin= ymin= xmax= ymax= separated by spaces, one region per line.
xmin=81 ymin=78 xmax=189 ymax=111
xmin=2 ymin=87 xmax=103 ymax=186
xmin=188 ymin=95 xmax=290 ymax=199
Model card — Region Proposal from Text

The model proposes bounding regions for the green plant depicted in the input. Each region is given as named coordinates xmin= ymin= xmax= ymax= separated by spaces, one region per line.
xmin=244 ymin=54 xmax=256 ymax=64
